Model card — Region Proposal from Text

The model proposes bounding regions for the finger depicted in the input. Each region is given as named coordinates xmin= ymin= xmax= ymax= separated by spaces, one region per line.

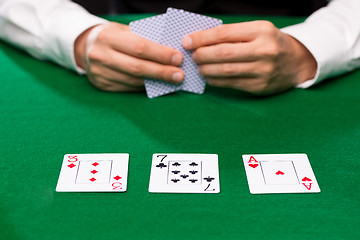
xmin=101 ymin=24 xmax=183 ymax=66
xmin=207 ymin=77 xmax=265 ymax=94
xmin=207 ymin=77 xmax=245 ymax=89
xmin=102 ymin=82 xmax=145 ymax=92
xmin=183 ymin=21 xmax=273 ymax=49
xmin=192 ymin=42 xmax=257 ymax=64
xmin=88 ymin=63 xmax=144 ymax=88
xmin=98 ymin=48 xmax=184 ymax=84
xmin=198 ymin=62 xmax=258 ymax=78
xmin=123 ymin=36 xmax=183 ymax=66
xmin=88 ymin=75 xmax=145 ymax=92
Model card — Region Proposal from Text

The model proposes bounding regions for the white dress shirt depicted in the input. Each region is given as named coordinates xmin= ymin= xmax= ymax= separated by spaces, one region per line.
xmin=282 ymin=0 xmax=360 ymax=88
xmin=0 ymin=0 xmax=107 ymax=73
xmin=0 ymin=0 xmax=359 ymax=87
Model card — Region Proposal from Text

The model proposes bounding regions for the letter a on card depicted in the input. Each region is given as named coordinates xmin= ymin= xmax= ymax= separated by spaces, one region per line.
xmin=248 ymin=156 xmax=259 ymax=169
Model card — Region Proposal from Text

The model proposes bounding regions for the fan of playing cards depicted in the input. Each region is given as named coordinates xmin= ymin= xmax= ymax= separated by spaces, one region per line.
xmin=130 ymin=8 xmax=222 ymax=98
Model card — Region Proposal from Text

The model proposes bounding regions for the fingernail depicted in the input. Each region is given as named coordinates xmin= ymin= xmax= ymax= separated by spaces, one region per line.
xmin=171 ymin=53 xmax=182 ymax=66
xmin=172 ymin=72 xmax=183 ymax=83
xmin=183 ymin=35 xmax=192 ymax=49
xmin=192 ymin=52 xmax=197 ymax=62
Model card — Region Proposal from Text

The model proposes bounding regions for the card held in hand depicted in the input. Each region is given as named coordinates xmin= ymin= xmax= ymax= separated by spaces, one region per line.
xmin=129 ymin=14 xmax=165 ymax=43
xmin=130 ymin=14 xmax=181 ymax=98
xmin=130 ymin=8 xmax=222 ymax=98
xmin=149 ymin=153 xmax=220 ymax=193
xmin=161 ymin=8 xmax=222 ymax=95
xmin=56 ymin=154 xmax=129 ymax=192
xmin=242 ymin=154 xmax=321 ymax=194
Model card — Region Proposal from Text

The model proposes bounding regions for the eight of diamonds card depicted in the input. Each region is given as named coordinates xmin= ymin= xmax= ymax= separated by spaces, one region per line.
xmin=242 ymin=154 xmax=320 ymax=194
xmin=56 ymin=154 xmax=129 ymax=192
xmin=149 ymin=154 xmax=220 ymax=193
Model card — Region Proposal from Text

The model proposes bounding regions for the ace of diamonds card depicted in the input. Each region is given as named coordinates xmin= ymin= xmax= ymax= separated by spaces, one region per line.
xmin=56 ymin=154 xmax=129 ymax=192
xmin=242 ymin=154 xmax=320 ymax=194
xmin=149 ymin=154 xmax=220 ymax=193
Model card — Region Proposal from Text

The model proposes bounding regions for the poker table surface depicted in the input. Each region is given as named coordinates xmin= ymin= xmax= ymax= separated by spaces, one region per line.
xmin=1 ymin=14 xmax=359 ymax=240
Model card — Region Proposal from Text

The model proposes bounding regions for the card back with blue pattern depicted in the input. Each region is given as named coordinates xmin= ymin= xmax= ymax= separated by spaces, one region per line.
xmin=130 ymin=9 xmax=222 ymax=98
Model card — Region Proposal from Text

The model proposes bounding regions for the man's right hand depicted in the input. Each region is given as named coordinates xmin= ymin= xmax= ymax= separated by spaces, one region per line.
xmin=74 ymin=22 xmax=184 ymax=91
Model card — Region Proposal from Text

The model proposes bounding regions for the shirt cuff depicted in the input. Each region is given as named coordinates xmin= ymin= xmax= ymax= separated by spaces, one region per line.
xmin=281 ymin=0 xmax=360 ymax=88
xmin=282 ymin=20 xmax=334 ymax=88
xmin=43 ymin=3 xmax=108 ymax=74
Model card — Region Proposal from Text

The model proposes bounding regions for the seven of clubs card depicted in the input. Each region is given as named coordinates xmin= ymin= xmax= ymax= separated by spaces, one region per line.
xmin=56 ymin=154 xmax=129 ymax=192
xmin=149 ymin=154 xmax=220 ymax=193
xmin=242 ymin=154 xmax=320 ymax=194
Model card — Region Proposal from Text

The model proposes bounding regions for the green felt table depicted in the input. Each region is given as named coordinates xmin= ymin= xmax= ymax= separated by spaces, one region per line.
xmin=1 ymin=14 xmax=359 ymax=240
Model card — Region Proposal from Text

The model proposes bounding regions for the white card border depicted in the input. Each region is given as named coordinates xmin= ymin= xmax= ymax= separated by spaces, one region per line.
xmin=242 ymin=153 xmax=321 ymax=194
xmin=149 ymin=153 xmax=220 ymax=193
xmin=56 ymin=153 xmax=129 ymax=192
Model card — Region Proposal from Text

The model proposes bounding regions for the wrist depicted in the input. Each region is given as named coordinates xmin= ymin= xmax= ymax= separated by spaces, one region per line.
xmin=287 ymin=35 xmax=317 ymax=84
xmin=74 ymin=25 xmax=99 ymax=70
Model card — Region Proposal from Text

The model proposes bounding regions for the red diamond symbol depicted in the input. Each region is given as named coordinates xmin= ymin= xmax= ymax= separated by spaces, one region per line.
xmin=89 ymin=178 xmax=97 ymax=182
xmin=249 ymin=164 xmax=258 ymax=169
xmin=302 ymin=177 xmax=312 ymax=182
xmin=276 ymin=171 xmax=285 ymax=175
xmin=113 ymin=175 xmax=122 ymax=181
xmin=91 ymin=170 xmax=98 ymax=174
xmin=67 ymin=163 xmax=76 ymax=168
xmin=92 ymin=162 xmax=99 ymax=167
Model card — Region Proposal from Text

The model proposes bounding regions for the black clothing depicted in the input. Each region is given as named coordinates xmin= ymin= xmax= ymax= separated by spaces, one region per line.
xmin=73 ymin=0 xmax=328 ymax=16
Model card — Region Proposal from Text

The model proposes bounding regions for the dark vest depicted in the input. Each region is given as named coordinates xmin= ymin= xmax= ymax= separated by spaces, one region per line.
xmin=73 ymin=0 xmax=328 ymax=16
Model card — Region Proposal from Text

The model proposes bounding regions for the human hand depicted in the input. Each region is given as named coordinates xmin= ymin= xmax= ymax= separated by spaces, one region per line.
xmin=74 ymin=22 xmax=184 ymax=91
xmin=182 ymin=21 xmax=317 ymax=95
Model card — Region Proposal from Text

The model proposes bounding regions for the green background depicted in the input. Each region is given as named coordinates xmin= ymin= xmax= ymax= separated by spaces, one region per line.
xmin=1 ymin=14 xmax=359 ymax=240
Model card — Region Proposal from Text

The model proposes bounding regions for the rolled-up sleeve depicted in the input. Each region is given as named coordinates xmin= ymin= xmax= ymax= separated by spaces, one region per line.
xmin=0 ymin=0 xmax=108 ymax=73
xmin=282 ymin=0 xmax=360 ymax=88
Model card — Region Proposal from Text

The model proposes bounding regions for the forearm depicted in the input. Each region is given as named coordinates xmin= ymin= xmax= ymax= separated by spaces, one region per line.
xmin=282 ymin=0 xmax=360 ymax=88
xmin=0 ymin=0 xmax=107 ymax=73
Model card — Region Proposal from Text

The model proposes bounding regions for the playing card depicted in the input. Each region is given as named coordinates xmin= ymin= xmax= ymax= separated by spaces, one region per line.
xmin=160 ymin=8 xmax=222 ymax=95
xmin=56 ymin=154 xmax=129 ymax=192
xmin=149 ymin=154 xmax=220 ymax=193
xmin=242 ymin=154 xmax=321 ymax=194
xmin=130 ymin=14 xmax=180 ymax=98
xmin=130 ymin=8 xmax=222 ymax=98
xmin=129 ymin=14 xmax=165 ymax=43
